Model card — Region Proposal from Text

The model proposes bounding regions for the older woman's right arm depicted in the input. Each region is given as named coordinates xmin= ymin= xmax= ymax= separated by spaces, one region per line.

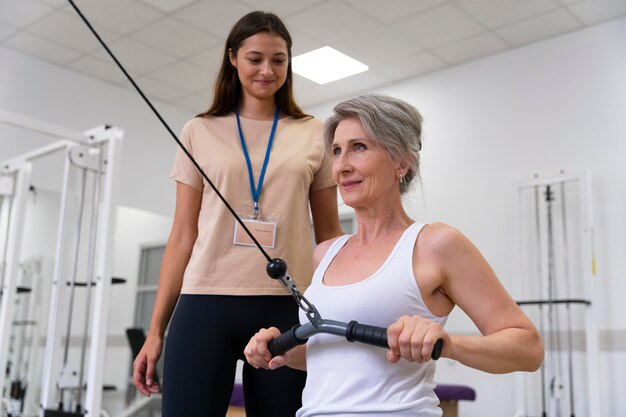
xmin=440 ymin=224 xmax=543 ymax=373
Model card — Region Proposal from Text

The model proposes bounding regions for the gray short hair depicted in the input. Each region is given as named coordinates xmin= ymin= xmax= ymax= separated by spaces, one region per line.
xmin=324 ymin=94 xmax=423 ymax=194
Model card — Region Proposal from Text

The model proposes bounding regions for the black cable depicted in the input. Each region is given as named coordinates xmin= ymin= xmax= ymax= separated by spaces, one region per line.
xmin=66 ymin=0 xmax=272 ymax=263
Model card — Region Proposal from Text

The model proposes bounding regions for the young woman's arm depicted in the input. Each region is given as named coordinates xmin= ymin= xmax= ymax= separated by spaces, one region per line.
xmin=132 ymin=182 xmax=201 ymax=395
xmin=309 ymin=186 xmax=342 ymax=243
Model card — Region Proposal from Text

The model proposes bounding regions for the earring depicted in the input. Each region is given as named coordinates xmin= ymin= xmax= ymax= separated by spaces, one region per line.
xmin=399 ymin=175 xmax=405 ymax=184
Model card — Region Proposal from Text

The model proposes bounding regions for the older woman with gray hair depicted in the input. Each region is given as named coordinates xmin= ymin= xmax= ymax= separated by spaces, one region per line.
xmin=245 ymin=94 xmax=544 ymax=417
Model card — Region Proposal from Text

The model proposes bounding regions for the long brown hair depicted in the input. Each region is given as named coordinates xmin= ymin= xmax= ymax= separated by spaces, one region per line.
xmin=197 ymin=11 xmax=309 ymax=119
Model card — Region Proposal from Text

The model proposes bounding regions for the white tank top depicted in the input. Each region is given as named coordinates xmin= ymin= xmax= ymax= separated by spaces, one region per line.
xmin=297 ymin=222 xmax=448 ymax=417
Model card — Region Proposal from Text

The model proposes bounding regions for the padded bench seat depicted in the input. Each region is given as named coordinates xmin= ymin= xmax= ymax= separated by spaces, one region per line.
xmin=229 ymin=382 xmax=476 ymax=416
xmin=230 ymin=382 xmax=245 ymax=407
xmin=435 ymin=384 xmax=476 ymax=401
xmin=434 ymin=384 xmax=476 ymax=417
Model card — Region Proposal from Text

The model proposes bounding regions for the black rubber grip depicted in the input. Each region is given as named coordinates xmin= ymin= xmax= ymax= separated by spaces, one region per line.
xmin=431 ymin=338 xmax=443 ymax=360
xmin=346 ymin=320 xmax=388 ymax=348
xmin=268 ymin=325 xmax=308 ymax=356
xmin=346 ymin=321 xmax=444 ymax=360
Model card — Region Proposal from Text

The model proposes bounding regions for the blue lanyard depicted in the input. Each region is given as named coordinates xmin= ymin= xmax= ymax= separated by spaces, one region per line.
xmin=235 ymin=107 xmax=280 ymax=219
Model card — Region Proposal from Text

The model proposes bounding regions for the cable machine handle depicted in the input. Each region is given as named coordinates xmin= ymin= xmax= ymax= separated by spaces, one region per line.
xmin=346 ymin=320 xmax=388 ymax=348
xmin=268 ymin=321 xmax=443 ymax=360
xmin=268 ymin=325 xmax=309 ymax=357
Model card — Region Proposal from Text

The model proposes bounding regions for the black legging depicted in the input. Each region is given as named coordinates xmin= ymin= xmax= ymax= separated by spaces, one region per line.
xmin=162 ymin=294 xmax=306 ymax=417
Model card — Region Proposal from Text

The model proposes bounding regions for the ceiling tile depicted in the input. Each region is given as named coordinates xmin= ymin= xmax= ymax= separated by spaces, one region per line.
xmin=296 ymin=84 xmax=344 ymax=109
xmin=567 ymin=0 xmax=626 ymax=24
xmin=134 ymin=0 xmax=198 ymax=14
xmin=237 ymin=0 xmax=324 ymax=18
xmin=289 ymin=29 xmax=323 ymax=56
xmin=329 ymin=70 xmax=393 ymax=95
xmin=174 ymin=1 xmax=253 ymax=38
xmin=4 ymin=31 xmax=82 ymax=64
xmin=456 ymin=0 xmax=561 ymax=29
xmin=287 ymin=2 xmax=381 ymax=45
xmin=69 ymin=55 xmax=130 ymax=84
xmin=91 ymin=37 xmax=178 ymax=74
xmin=187 ymin=44 xmax=222 ymax=71
xmin=62 ymin=0 xmax=163 ymax=35
xmin=0 ymin=0 xmax=53 ymax=27
xmin=36 ymin=0 xmax=66 ymax=6
xmin=133 ymin=76 xmax=187 ymax=101
xmin=27 ymin=9 xmax=119 ymax=53
xmin=345 ymin=0 xmax=447 ymax=23
xmin=293 ymin=73 xmax=318 ymax=90
xmin=333 ymin=26 xmax=422 ymax=67
xmin=172 ymin=94 xmax=210 ymax=114
xmin=148 ymin=61 xmax=214 ymax=92
xmin=0 ymin=22 xmax=17 ymax=41
xmin=393 ymin=4 xmax=486 ymax=49
xmin=131 ymin=17 xmax=221 ymax=58
xmin=377 ymin=51 xmax=446 ymax=81
xmin=496 ymin=9 xmax=582 ymax=46
xmin=433 ymin=32 xmax=508 ymax=64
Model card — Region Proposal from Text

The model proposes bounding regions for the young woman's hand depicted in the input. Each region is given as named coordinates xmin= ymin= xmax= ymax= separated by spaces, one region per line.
xmin=132 ymin=335 xmax=163 ymax=396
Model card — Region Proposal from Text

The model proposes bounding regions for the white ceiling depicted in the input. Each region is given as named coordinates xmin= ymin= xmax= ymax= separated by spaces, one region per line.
xmin=1 ymin=0 xmax=625 ymax=112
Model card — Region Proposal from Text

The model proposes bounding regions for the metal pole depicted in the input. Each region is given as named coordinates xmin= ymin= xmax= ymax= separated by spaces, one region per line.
xmin=39 ymin=146 xmax=74 ymax=414
xmin=83 ymin=132 xmax=121 ymax=417
xmin=0 ymin=165 xmax=32 ymax=395
xmin=545 ymin=185 xmax=564 ymax=417
xmin=534 ymin=185 xmax=547 ymax=417
xmin=558 ymin=181 xmax=576 ymax=417
xmin=59 ymin=166 xmax=87 ymax=410
xmin=76 ymin=146 xmax=104 ymax=413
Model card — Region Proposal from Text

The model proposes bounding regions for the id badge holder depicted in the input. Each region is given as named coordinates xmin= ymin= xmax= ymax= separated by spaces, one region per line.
xmin=233 ymin=212 xmax=277 ymax=249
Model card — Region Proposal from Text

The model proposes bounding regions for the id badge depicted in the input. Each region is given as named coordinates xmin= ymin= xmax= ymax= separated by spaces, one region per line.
xmin=233 ymin=218 xmax=277 ymax=248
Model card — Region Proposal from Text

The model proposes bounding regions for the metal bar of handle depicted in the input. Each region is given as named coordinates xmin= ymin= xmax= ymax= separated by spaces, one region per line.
xmin=268 ymin=320 xmax=443 ymax=360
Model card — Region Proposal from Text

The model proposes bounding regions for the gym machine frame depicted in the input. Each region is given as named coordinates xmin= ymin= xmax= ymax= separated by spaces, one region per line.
xmin=513 ymin=170 xmax=601 ymax=417
xmin=0 ymin=110 xmax=123 ymax=417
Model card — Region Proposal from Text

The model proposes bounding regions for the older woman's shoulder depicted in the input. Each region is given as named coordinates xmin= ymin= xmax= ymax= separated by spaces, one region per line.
xmin=419 ymin=222 xmax=472 ymax=256
xmin=421 ymin=221 xmax=462 ymax=238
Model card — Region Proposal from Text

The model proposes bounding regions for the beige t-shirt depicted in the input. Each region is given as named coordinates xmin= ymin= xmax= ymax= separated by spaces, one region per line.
xmin=170 ymin=113 xmax=335 ymax=295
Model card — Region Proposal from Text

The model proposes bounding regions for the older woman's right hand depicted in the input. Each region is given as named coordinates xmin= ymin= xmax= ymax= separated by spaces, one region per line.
xmin=386 ymin=315 xmax=449 ymax=364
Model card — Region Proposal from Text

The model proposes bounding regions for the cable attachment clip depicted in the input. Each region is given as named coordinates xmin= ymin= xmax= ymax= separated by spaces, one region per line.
xmin=266 ymin=258 xmax=322 ymax=325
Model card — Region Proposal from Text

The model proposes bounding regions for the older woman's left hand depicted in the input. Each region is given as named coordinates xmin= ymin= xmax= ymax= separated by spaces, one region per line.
xmin=386 ymin=315 xmax=449 ymax=363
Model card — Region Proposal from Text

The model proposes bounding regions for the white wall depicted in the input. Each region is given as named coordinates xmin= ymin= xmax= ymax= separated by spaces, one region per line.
xmin=1 ymin=15 xmax=625 ymax=417
xmin=309 ymin=16 xmax=625 ymax=417
xmin=1 ymin=45 xmax=191 ymax=217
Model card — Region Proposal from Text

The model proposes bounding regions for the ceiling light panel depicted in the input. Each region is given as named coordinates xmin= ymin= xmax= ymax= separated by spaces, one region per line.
xmin=292 ymin=46 xmax=368 ymax=85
